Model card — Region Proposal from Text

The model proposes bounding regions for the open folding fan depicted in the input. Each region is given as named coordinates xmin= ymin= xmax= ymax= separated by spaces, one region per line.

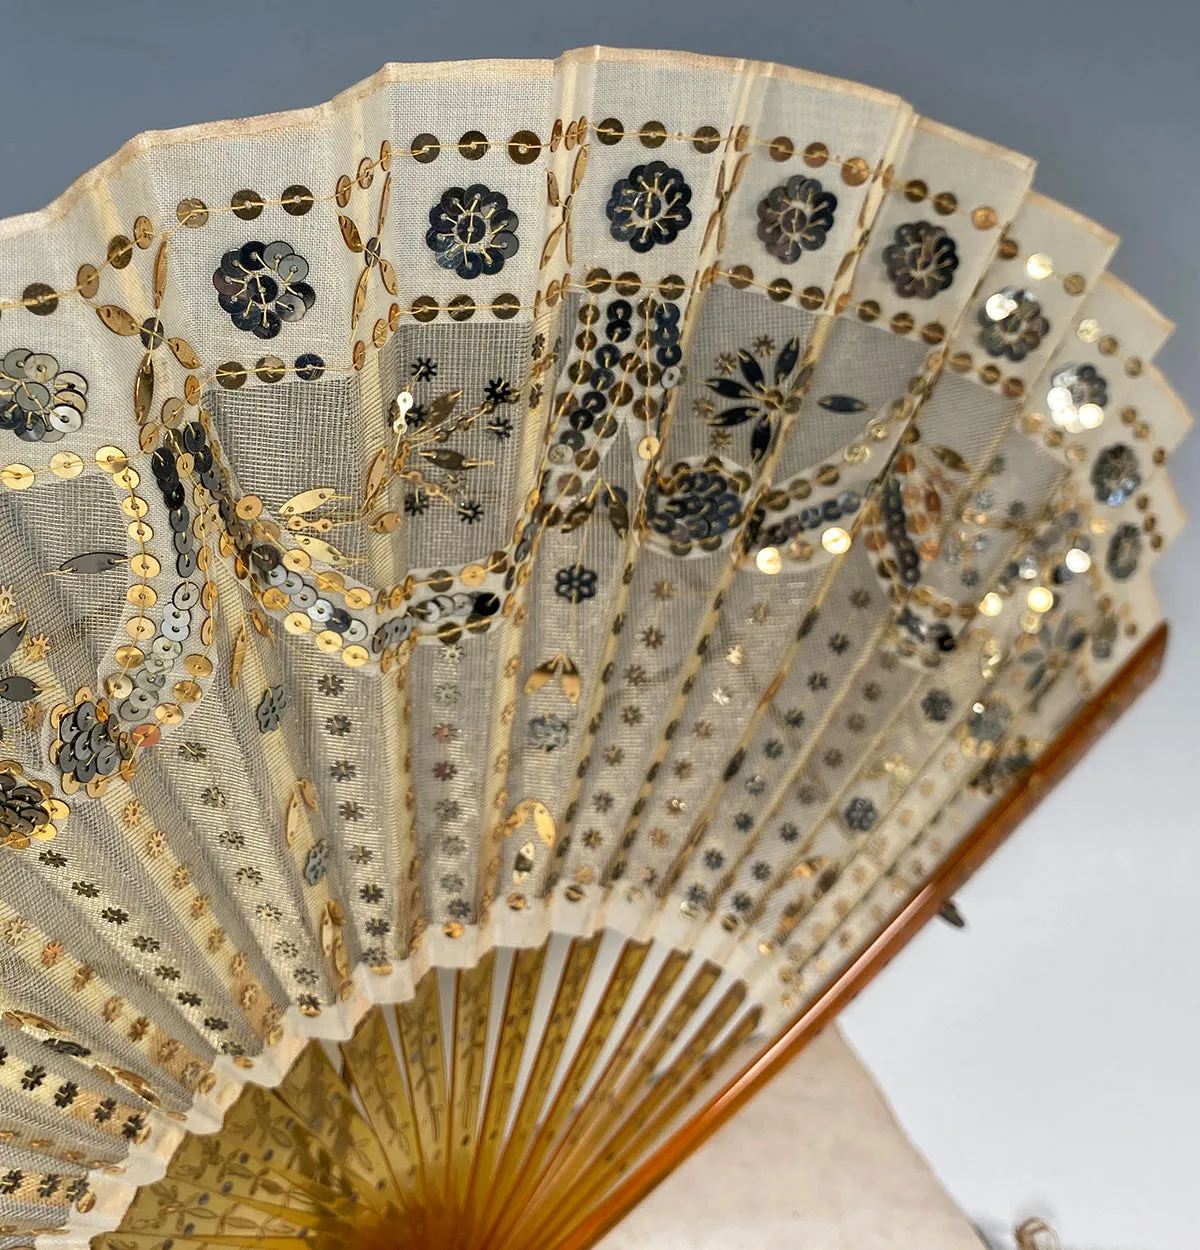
xmin=0 ymin=46 xmax=1188 ymax=1250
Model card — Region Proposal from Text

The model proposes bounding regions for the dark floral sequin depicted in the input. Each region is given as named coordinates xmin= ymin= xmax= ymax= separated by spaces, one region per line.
xmin=527 ymin=714 xmax=569 ymax=752
xmin=606 ymin=162 xmax=693 ymax=252
xmin=555 ymin=564 xmax=598 ymax=603
xmin=756 ymin=176 xmax=836 ymax=263
xmin=921 ymin=689 xmax=954 ymax=722
xmin=426 ymin=185 xmax=519 ymax=278
xmin=256 ymin=686 xmax=288 ymax=733
xmin=1106 ymin=523 xmax=1142 ymax=581
xmin=0 ymin=350 xmax=88 ymax=443
xmin=844 ymin=796 xmax=878 ymax=832
xmin=966 ymin=698 xmax=1010 ymax=744
xmin=882 ymin=221 xmax=959 ymax=299
xmin=213 ymin=241 xmax=314 ymax=339
xmin=1048 ymin=362 xmax=1108 ymax=411
xmin=1090 ymin=444 xmax=1141 ymax=507
xmin=977 ymin=287 xmax=1049 ymax=361
xmin=303 ymin=841 xmax=330 ymax=886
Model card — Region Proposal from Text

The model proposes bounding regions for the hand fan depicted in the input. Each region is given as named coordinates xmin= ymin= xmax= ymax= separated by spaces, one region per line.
xmin=0 ymin=46 xmax=1187 ymax=1250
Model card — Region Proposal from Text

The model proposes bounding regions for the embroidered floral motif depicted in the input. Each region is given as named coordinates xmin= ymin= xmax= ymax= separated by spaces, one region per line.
xmin=704 ymin=336 xmax=802 ymax=462
xmin=0 ymin=350 xmax=88 ymax=443
xmin=426 ymin=185 xmax=519 ymax=278
xmin=1047 ymin=362 xmax=1108 ymax=429
xmin=647 ymin=458 xmax=750 ymax=553
xmin=303 ymin=841 xmax=330 ymax=886
xmin=844 ymin=796 xmax=878 ymax=832
xmin=965 ymin=698 xmax=1010 ymax=744
xmin=756 ymin=176 xmax=836 ymax=263
xmin=921 ymin=689 xmax=954 ymax=723
xmin=1106 ymin=523 xmax=1142 ymax=581
xmin=527 ymin=714 xmax=570 ymax=752
xmin=0 ymin=768 xmax=57 ymax=848
xmin=977 ymin=287 xmax=1049 ymax=361
xmin=213 ymin=241 xmax=315 ymax=338
xmin=1090 ymin=444 xmax=1141 ymax=506
xmin=554 ymin=564 xmax=598 ymax=603
xmin=256 ymin=686 xmax=288 ymax=733
xmin=54 ymin=701 xmax=133 ymax=786
xmin=882 ymin=221 xmax=959 ymax=299
xmin=1020 ymin=615 xmax=1087 ymax=692
xmin=606 ymin=162 xmax=693 ymax=252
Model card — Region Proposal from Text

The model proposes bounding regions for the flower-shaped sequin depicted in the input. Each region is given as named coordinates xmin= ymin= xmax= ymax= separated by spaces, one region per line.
xmin=213 ymin=241 xmax=315 ymax=339
xmin=256 ymin=686 xmax=288 ymax=733
xmin=303 ymin=840 xmax=330 ymax=886
xmin=527 ymin=714 xmax=570 ymax=752
xmin=0 ymin=350 xmax=88 ymax=443
xmin=54 ymin=701 xmax=133 ymax=785
xmin=1106 ymin=523 xmax=1142 ymax=581
xmin=882 ymin=221 xmax=959 ymax=299
xmin=977 ymin=287 xmax=1050 ymax=361
xmin=1090 ymin=444 xmax=1141 ymax=507
xmin=426 ymin=185 xmax=520 ymax=278
xmin=844 ymin=796 xmax=878 ymax=833
xmin=756 ymin=176 xmax=836 ymax=263
xmin=1047 ymin=363 xmax=1108 ymax=430
xmin=554 ymin=565 xmax=598 ymax=603
xmin=606 ymin=162 xmax=693 ymax=253
xmin=921 ymin=689 xmax=954 ymax=723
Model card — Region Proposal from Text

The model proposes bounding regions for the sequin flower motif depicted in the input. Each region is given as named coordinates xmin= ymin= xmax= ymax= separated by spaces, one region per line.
xmin=1020 ymin=615 xmax=1087 ymax=692
xmin=844 ymin=796 xmax=878 ymax=833
xmin=554 ymin=565 xmax=598 ymax=603
xmin=0 ymin=350 xmax=88 ymax=443
xmin=303 ymin=841 xmax=330 ymax=886
xmin=0 ymin=767 xmax=56 ymax=848
xmin=882 ymin=221 xmax=959 ymax=299
xmin=977 ymin=287 xmax=1050 ymax=361
xmin=921 ymin=689 xmax=954 ymax=723
xmin=1106 ymin=523 xmax=1143 ymax=581
xmin=256 ymin=686 xmax=288 ymax=733
xmin=426 ymin=185 xmax=520 ymax=278
xmin=705 ymin=336 xmax=802 ymax=462
xmin=647 ymin=458 xmax=751 ymax=555
xmin=54 ymin=701 xmax=133 ymax=785
xmin=1090 ymin=444 xmax=1141 ymax=507
xmin=756 ymin=176 xmax=836 ymax=263
xmin=213 ymin=241 xmax=315 ymax=338
xmin=527 ymin=714 xmax=570 ymax=752
xmin=606 ymin=162 xmax=693 ymax=253
xmin=965 ymin=698 xmax=1010 ymax=745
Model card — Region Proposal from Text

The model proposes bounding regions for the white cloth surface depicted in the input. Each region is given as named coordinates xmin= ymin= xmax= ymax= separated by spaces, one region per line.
xmin=597 ymin=1027 xmax=984 ymax=1250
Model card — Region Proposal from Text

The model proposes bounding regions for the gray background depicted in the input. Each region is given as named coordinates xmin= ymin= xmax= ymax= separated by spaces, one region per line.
xmin=1 ymin=2 xmax=1195 ymax=1246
